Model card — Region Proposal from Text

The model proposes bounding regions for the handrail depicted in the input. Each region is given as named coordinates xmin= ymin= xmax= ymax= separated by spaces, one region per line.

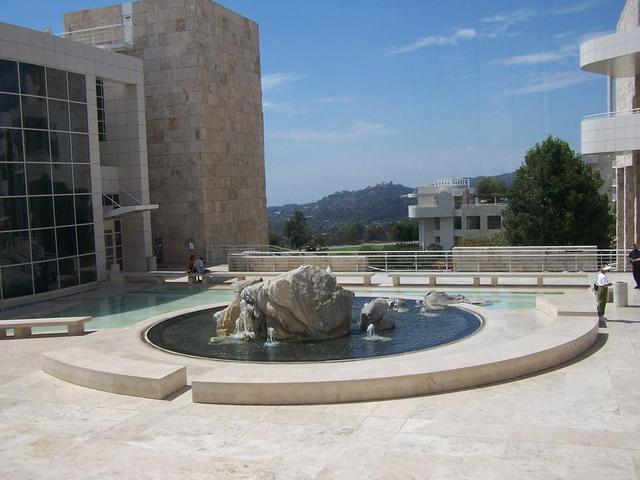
xmin=57 ymin=23 xmax=123 ymax=36
xmin=583 ymin=108 xmax=640 ymax=120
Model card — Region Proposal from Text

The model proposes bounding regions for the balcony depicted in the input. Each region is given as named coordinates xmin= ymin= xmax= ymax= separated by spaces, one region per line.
xmin=581 ymin=109 xmax=640 ymax=154
xmin=580 ymin=28 xmax=640 ymax=77
xmin=58 ymin=23 xmax=133 ymax=51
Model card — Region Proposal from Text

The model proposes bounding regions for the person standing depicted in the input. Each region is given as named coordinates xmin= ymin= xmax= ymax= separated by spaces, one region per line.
xmin=193 ymin=256 xmax=205 ymax=283
xmin=629 ymin=243 xmax=640 ymax=289
xmin=595 ymin=264 xmax=613 ymax=320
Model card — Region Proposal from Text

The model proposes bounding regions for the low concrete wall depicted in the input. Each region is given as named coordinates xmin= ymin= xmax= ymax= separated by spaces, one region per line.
xmin=228 ymin=254 xmax=369 ymax=272
xmin=453 ymin=246 xmax=598 ymax=272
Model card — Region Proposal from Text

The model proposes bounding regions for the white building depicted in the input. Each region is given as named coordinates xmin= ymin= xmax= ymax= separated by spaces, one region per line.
xmin=407 ymin=179 xmax=506 ymax=249
xmin=580 ymin=0 xmax=640 ymax=249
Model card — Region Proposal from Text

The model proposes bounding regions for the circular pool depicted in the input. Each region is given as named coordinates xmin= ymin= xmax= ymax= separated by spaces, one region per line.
xmin=145 ymin=297 xmax=482 ymax=362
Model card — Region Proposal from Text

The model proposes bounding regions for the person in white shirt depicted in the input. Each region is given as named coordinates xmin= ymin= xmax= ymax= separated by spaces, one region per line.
xmin=594 ymin=264 xmax=613 ymax=320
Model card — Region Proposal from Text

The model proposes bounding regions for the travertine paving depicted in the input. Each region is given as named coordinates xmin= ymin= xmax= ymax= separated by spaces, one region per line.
xmin=1 ymin=279 xmax=639 ymax=479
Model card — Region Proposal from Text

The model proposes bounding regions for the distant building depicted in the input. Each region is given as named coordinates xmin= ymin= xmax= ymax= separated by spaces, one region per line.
xmin=407 ymin=179 xmax=506 ymax=249
xmin=580 ymin=0 xmax=640 ymax=249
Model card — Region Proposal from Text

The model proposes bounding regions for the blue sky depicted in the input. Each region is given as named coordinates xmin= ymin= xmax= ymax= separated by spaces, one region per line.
xmin=2 ymin=0 xmax=625 ymax=206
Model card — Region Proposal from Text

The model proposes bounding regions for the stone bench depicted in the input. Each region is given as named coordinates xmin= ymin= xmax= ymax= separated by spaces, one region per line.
xmin=388 ymin=271 xmax=590 ymax=287
xmin=0 ymin=316 xmax=91 ymax=339
xmin=41 ymin=347 xmax=187 ymax=400
xmin=110 ymin=271 xmax=186 ymax=285
xmin=206 ymin=271 xmax=376 ymax=286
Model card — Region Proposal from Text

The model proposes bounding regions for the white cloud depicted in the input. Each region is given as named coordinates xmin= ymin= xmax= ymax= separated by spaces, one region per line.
xmin=312 ymin=96 xmax=355 ymax=104
xmin=261 ymin=73 xmax=305 ymax=92
xmin=481 ymin=9 xmax=536 ymax=38
xmin=504 ymin=71 xmax=595 ymax=95
xmin=549 ymin=0 xmax=601 ymax=15
xmin=385 ymin=28 xmax=476 ymax=56
xmin=268 ymin=121 xmax=390 ymax=142
xmin=501 ymin=51 xmax=569 ymax=66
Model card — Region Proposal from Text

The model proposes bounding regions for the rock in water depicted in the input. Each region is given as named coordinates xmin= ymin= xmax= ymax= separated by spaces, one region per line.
xmin=241 ymin=265 xmax=355 ymax=342
xmin=216 ymin=278 xmax=264 ymax=334
xmin=359 ymin=297 xmax=395 ymax=332
xmin=422 ymin=291 xmax=488 ymax=310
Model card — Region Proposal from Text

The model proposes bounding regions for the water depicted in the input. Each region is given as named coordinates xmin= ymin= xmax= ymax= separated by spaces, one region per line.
xmin=146 ymin=297 xmax=482 ymax=362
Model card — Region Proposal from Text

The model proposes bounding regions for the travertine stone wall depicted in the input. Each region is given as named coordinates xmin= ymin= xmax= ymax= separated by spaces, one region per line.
xmin=65 ymin=0 xmax=269 ymax=264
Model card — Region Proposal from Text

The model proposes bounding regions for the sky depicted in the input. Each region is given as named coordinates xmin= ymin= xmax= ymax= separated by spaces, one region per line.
xmin=2 ymin=0 xmax=626 ymax=206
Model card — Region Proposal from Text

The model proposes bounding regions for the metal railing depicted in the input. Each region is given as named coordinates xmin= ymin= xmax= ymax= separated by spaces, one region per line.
xmin=206 ymin=245 xmax=292 ymax=266
xmin=583 ymin=108 xmax=640 ymax=121
xmin=58 ymin=23 xmax=133 ymax=50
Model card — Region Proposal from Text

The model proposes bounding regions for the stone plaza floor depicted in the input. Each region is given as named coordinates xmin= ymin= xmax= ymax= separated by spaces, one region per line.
xmin=0 ymin=275 xmax=639 ymax=479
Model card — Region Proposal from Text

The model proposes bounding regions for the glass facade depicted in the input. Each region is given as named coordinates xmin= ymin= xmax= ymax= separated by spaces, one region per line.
xmin=0 ymin=59 xmax=96 ymax=300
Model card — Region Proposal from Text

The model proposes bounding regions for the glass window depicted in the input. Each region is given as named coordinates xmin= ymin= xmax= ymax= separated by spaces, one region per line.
xmin=0 ymin=197 xmax=28 ymax=231
xmin=115 ymin=219 xmax=121 ymax=233
xmin=79 ymin=254 xmax=96 ymax=283
xmin=75 ymin=195 xmax=93 ymax=224
xmin=46 ymin=68 xmax=67 ymax=100
xmin=0 ymin=94 xmax=21 ymax=127
xmin=33 ymin=260 xmax=58 ymax=293
xmin=487 ymin=215 xmax=502 ymax=230
xmin=50 ymin=131 xmax=71 ymax=163
xmin=54 ymin=195 xmax=75 ymax=226
xmin=1 ymin=264 xmax=33 ymax=298
xmin=69 ymin=102 xmax=88 ymax=132
xmin=0 ymin=230 xmax=30 ymax=265
xmin=434 ymin=217 xmax=440 ymax=231
xmin=58 ymin=256 xmax=78 ymax=288
xmin=454 ymin=216 xmax=462 ymax=230
xmin=19 ymin=63 xmax=46 ymax=96
xmin=48 ymin=99 xmax=69 ymax=131
xmin=67 ymin=72 xmax=86 ymax=103
xmin=467 ymin=216 xmax=481 ymax=230
xmin=21 ymin=96 xmax=48 ymax=129
xmin=0 ymin=163 xmax=26 ymax=196
xmin=31 ymin=228 xmax=56 ymax=262
xmin=52 ymin=163 xmax=73 ymax=194
xmin=71 ymin=134 xmax=89 ymax=163
xmin=56 ymin=226 xmax=77 ymax=258
xmin=24 ymin=130 xmax=49 ymax=162
xmin=0 ymin=60 xmax=19 ymax=93
xmin=0 ymin=128 xmax=24 ymax=162
xmin=26 ymin=163 xmax=52 ymax=195
xmin=73 ymin=164 xmax=91 ymax=193
xmin=77 ymin=225 xmax=95 ymax=255
xmin=28 ymin=196 xmax=54 ymax=228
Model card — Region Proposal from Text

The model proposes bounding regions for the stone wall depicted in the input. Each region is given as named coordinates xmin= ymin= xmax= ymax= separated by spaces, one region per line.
xmin=228 ymin=255 xmax=369 ymax=273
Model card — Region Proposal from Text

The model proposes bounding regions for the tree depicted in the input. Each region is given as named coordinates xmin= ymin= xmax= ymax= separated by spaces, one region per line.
xmin=390 ymin=221 xmax=418 ymax=243
xmin=502 ymin=136 xmax=613 ymax=248
xmin=283 ymin=210 xmax=310 ymax=249
xmin=476 ymin=177 xmax=507 ymax=202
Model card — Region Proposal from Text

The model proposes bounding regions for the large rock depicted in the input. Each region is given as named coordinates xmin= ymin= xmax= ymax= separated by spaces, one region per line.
xmin=359 ymin=298 xmax=395 ymax=332
xmin=240 ymin=265 xmax=355 ymax=342
xmin=422 ymin=291 xmax=488 ymax=310
xmin=215 ymin=278 xmax=264 ymax=334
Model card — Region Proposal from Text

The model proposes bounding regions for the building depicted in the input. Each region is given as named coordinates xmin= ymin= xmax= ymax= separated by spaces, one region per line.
xmin=63 ymin=0 xmax=269 ymax=264
xmin=407 ymin=179 xmax=507 ymax=249
xmin=580 ymin=0 xmax=640 ymax=249
xmin=0 ymin=21 xmax=154 ymax=302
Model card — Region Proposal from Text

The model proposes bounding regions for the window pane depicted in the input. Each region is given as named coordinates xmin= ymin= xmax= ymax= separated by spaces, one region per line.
xmin=0 ymin=197 xmax=28 ymax=231
xmin=73 ymin=164 xmax=91 ymax=193
xmin=58 ymin=256 xmax=78 ymax=288
xmin=71 ymin=134 xmax=89 ymax=163
xmin=21 ymin=96 xmax=48 ymax=129
xmin=454 ymin=216 xmax=462 ymax=230
xmin=0 ymin=230 xmax=30 ymax=265
xmin=50 ymin=131 xmax=71 ymax=163
xmin=0 ymin=94 xmax=21 ymax=127
xmin=54 ymin=195 xmax=75 ymax=226
xmin=116 ymin=246 xmax=123 ymax=260
xmin=28 ymin=196 xmax=54 ymax=228
xmin=79 ymin=254 xmax=96 ymax=283
xmin=487 ymin=215 xmax=502 ymax=230
xmin=33 ymin=260 xmax=58 ymax=293
xmin=19 ymin=63 xmax=46 ymax=96
xmin=1 ymin=263 xmax=33 ymax=298
xmin=69 ymin=102 xmax=88 ymax=132
xmin=67 ymin=72 xmax=86 ymax=102
xmin=75 ymin=194 xmax=93 ymax=224
xmin=31 ymin=228 xmax=56 ymax=262
xmin=0 ymin=128 xmax=24 ymax=162
xmin=48 ymin=99 xmax=69 ymax=131
xmin=24 ymin=130 xmax=49 ymax=162
xmin=77 ymin=225 xmax=94 ymax=255
xmin=56 ymin=226 xmax=77 ymax=258
xmin=467 ymin=216 xmax=480 ymax=230
xmin=26 ymin=163 xmax=52 ymax=195
xmin=52 ymin=163 xmax=73 ymax=194
xmin=0 ymin=163 xmax=25 ymax=196
xmin=0 ymin=60 xmax=19 ymax=93
xmin=46 ymin=68 xmax=67 ymax=100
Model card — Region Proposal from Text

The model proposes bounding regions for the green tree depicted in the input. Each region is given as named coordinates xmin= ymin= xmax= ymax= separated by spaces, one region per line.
xmin=390 ymin=221 xmax=418 ymax=243
xmin=502 ymin=136 xmax=613 ymax=248
xmin=476 ymin=177 xmax=507 ymax=202
xmin=283 ymin=210 xmax=310 ymax=249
